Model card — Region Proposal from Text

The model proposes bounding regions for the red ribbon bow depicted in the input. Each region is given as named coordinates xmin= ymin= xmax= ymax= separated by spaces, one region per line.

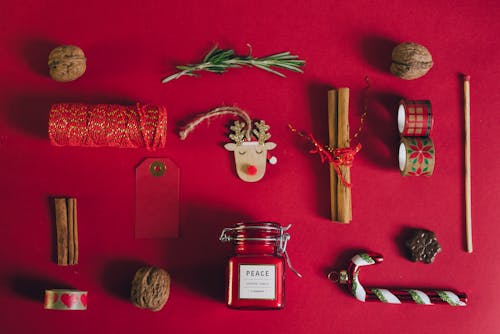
xmin=290 ymin=125 xmax=361 ymax=187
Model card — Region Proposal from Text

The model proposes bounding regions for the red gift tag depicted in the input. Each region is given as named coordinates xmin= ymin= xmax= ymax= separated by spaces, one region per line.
xmin=135 ymin=158 xmax=180 ymax=238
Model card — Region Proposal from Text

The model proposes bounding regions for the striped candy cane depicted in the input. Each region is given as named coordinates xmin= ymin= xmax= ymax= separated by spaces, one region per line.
xmin=330 ymin=252 xmax=467 ymax=306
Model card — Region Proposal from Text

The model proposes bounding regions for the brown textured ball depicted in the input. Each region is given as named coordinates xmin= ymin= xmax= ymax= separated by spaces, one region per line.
xmin=390 ymin=42 xmax=433 ymax=80
xmin=48 ymin=45 xmax=86 ymax=82
xmin=130 ymin=266 xmax=170 ymax=311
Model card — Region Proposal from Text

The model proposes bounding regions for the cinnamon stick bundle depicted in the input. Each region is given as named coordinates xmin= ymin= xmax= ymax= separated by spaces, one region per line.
xmin=55 ymin=197 xmax=78 ymax=265
xmin=328 ymin=88 xmax=352 ymax=223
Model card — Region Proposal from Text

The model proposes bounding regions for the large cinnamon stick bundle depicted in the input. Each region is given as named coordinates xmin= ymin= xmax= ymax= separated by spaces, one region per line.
xmin=55 ymin=197 xmax=78 ymax=265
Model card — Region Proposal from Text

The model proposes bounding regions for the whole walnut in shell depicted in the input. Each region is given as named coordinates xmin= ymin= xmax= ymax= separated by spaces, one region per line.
xmin=130 ymin=266 xmax=170 ymax=311
xmin=390 ymin=42 xmax=433 ymax=80
xmin=48 ymin=45 xmax=86 ymax=82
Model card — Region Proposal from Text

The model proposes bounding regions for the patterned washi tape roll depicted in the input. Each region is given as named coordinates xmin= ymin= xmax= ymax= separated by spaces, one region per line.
xmin=399 ymin=137 xmax=435 ymax=176
xmin=398 ymin=100 xmax=433 ymax=136
xmin=44 ymin=289 xmax=87 ymax=310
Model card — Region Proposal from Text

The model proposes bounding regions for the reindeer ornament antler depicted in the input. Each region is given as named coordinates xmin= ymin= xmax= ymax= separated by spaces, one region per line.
xmin=179 ymin=106 xmax=277 ymax=182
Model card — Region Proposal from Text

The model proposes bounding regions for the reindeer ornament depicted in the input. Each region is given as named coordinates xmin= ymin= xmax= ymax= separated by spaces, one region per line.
xmin=179 ymin=107 xmax=277 ymax=182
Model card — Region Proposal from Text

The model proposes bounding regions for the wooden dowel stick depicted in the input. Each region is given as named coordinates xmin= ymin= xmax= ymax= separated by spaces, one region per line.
xmin=337 ymin=88 xmax=351 ymax=223
xmin=464 ymin=75 xmax=472 ymax=253
xmin=55 ymin=198 xmax=68 ymax=265
xmin=67 ymin=198 xmax=75 ymax=265
xmin=328 ymin=89 xmax=338 ymax=221
xmin=73 ymin=198 xmax=79 ymax=264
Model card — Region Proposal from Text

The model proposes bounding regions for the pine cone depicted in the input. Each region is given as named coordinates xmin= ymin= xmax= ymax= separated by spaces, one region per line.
xmin=406 ymin=229 xmax=442 ymax=264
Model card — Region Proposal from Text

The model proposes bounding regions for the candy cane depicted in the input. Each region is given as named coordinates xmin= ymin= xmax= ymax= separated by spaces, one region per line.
xmin=329 ymin=252 xmax=467 ymax=306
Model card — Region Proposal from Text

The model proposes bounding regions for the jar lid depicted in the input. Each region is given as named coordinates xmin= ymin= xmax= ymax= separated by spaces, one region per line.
xmin=219 ymin=222 xmax=290 ymax=252
xmin=219 ymin=222 xmax=302 ymax=278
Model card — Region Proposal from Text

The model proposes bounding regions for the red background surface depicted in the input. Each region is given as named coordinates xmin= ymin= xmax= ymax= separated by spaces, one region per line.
xmin=1 ymin=0 xmax=499 ymax=333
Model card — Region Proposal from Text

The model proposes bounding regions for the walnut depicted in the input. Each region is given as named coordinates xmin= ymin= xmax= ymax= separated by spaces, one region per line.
xmin=48 ymin=45 xmax=86 ymax=82
xmin=130 ymin=266 xmax=170 ymax=311
xmin=390 ymin=42 xmax=433 ymax=80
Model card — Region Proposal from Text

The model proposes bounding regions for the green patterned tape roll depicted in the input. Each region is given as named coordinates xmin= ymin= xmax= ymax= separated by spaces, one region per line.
xmin=399 ymin=137 xmax=435 ymax=176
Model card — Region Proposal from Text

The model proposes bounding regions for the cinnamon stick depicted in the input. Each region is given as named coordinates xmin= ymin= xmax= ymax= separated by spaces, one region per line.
xmin=55 ymin=198 xmax=68 ymax=265
xmin=328 ymin=89 xmax=338 ymax=221
xmin=68 ymin=198 xmax=74 ymax=265
xmin=337 ymin=88 xmax=351 ymax=223
xmin=68 ymin=198 xmax=75 ymax=264
xmin=54 ymin=197 xmax=78 ymax=265
xmin=73 ymin=198 xmax=79 ymax=264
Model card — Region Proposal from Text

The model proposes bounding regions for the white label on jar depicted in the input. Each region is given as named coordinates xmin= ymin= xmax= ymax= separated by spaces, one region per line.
xmin=239 ymin=264 xmax=276 ymax=300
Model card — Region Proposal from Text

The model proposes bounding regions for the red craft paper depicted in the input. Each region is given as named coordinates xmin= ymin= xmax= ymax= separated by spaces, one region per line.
xmin=2 ymin=1 xmax=499 ymax=333
xmin=135 ymin=158 xmax=180 ymax=238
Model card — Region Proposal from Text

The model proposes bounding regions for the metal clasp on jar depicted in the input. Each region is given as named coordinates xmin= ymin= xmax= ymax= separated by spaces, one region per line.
xmin=219 ymin=223 xmax=301 ymax=278
xmin=219 ymin=223 xmax=291 ymax=254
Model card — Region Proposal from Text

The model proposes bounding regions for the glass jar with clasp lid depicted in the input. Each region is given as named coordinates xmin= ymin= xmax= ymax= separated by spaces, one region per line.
xmin=219 ymin=222 xmax=301 ymax=309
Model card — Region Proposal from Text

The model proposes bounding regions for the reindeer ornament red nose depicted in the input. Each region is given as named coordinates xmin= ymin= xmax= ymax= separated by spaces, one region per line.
xmin=225 ymin=129 xmax=277 ymax=182
xmin=246 ymin=165 xmax=258 ymax=176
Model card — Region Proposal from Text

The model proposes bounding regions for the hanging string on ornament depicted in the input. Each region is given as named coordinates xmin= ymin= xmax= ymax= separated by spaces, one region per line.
xmin=48 ymin=103 xmax=167 ymax=150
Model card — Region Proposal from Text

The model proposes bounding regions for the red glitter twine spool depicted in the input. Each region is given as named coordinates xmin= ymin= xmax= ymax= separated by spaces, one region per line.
xmin=48 ymin=103 xmax=167 ymax=150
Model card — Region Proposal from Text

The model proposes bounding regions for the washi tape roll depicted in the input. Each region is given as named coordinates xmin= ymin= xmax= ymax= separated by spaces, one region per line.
xmin=398 ymin=100 xmax=433 ymax=136
xmin=399 ymin=137 xmax=435 ymax=176
xmin=44 ymin=289 xmax=87 ymax=310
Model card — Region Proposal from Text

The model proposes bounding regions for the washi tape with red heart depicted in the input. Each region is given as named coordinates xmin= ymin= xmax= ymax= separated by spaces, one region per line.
xmin=398 ymin=100 xmax=433 ymax=137
xmin=44 ymin=289 xmax=87 ymax=310
xmin=399 ymin=137 xmax=435 ymax=176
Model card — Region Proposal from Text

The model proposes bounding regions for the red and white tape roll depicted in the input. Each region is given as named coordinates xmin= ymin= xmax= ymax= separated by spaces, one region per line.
xmin=44 ymin=289 xmax=87 ymax=310
xmin=398 ymin=100 xmax=433 ymax=137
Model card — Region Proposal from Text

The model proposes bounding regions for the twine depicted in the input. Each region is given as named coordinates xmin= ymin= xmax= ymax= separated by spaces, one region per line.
xmin=48 ymin=103 xmax=167 ymax=150
xmin=179 ymin=106 xmax=252 ymax=140
xmin=349 ymin=76 xmax=370 ymax=144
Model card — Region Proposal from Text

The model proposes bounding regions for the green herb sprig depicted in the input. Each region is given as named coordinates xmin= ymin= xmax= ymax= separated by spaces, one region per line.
xmin=162 ymin=45 xmax=305 ymax=84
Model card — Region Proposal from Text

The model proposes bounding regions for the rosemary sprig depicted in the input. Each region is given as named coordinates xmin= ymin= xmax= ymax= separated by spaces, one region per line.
xmin=162 ymin=45 xmax=305 ymax=84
